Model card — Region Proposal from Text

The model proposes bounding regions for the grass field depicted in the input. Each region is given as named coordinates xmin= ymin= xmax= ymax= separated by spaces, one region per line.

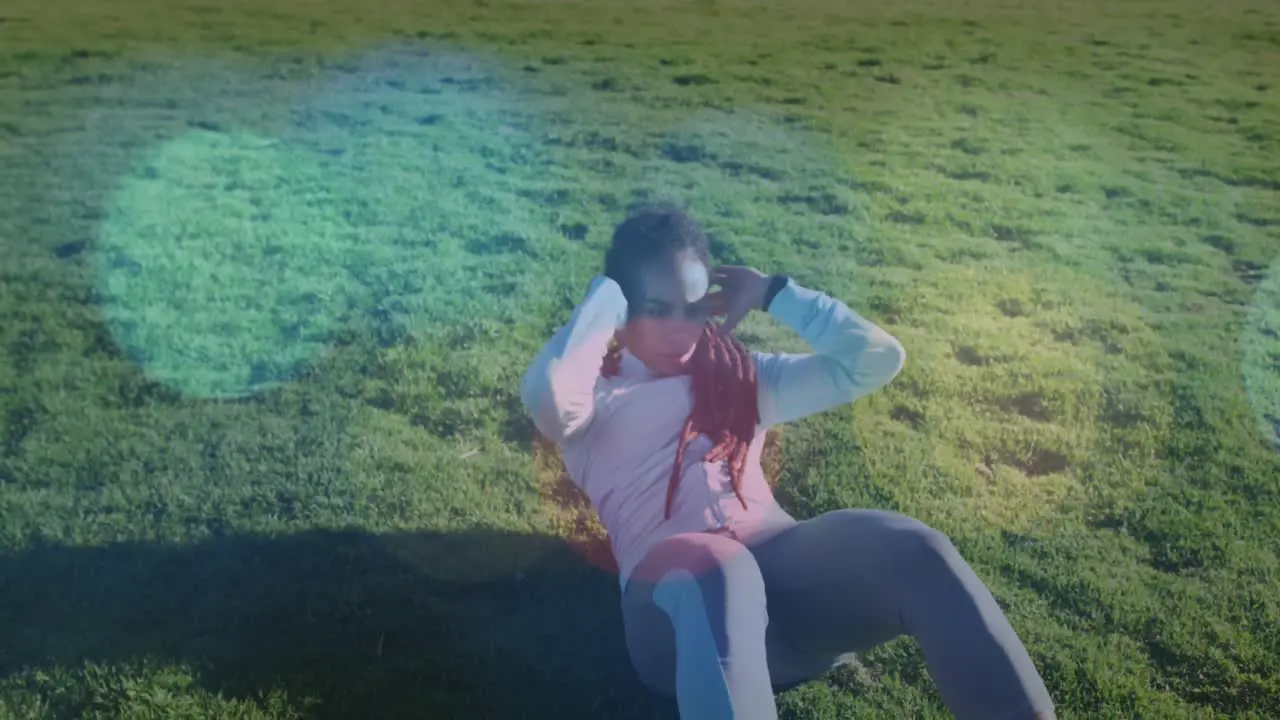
xmin=1 ymin=0 xmax=1278 ymax=717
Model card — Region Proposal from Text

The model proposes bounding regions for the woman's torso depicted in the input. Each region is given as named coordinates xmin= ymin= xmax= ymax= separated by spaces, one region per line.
xmin=559 ymin=352 xmax=794 ymax=588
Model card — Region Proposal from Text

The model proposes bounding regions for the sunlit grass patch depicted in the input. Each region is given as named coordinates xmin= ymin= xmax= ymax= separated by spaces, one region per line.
xmin=859 ymin=262 xmax=1174 ymax=533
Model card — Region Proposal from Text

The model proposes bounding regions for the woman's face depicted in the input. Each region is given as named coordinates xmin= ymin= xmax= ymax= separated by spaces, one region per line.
xmin=622 ymin=249 xmax=713 ymax=377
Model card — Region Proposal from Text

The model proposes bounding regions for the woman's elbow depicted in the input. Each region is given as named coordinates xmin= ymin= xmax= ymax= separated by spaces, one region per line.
xmin=522 ymin=389 xmax=565 ymax=444
xmin=519 ymin=368 xmax=556 ymax=438
xmin=519 ymin=366 xmax=540 ymax=416
xmin=519 ymin=368 xmax=586 ymax=444
xmin=882 ymin=337 xmax=907 ymax=383
xmin=850 ymin=336 xmax=906 ymax=395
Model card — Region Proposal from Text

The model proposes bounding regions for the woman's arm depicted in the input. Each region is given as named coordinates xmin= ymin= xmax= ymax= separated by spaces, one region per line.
xmin=754 ymin=278 xmax=906 ymax=429
xmin=520 ymin=276 xmax=629 ymax=444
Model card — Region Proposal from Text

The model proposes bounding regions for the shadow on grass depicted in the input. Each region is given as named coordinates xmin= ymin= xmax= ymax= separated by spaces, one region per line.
xmin=0 ymin=527 xmax=677 ymax=719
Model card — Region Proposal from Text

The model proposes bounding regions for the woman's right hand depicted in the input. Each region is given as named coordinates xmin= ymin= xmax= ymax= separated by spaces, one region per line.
xmin=707 ymin=265 xmax=771 ymax=334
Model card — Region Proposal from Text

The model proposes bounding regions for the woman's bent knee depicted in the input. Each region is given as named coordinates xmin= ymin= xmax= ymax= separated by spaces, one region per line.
xmin=631 ymin=532 xmax=765 ymax=591
xmin=817 ymin=509 xmax=963 ymax=576
xmin=623 ymin=532 xmax=770 ymax=695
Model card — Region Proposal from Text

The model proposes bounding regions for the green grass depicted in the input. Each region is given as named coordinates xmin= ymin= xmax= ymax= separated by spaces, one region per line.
xmin=2 ymin=0 xmax=1278 ymax=717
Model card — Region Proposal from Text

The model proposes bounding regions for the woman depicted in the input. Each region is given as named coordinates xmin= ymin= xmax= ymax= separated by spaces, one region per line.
xmin=519 ymin=203 xmax=1056 ymax=720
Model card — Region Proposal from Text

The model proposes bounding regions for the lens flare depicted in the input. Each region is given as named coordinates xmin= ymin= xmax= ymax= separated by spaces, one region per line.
xmin=96 ymin=129 xmax=357 ymax=399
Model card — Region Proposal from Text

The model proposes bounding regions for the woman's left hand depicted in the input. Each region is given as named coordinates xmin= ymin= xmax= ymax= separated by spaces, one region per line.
xmin=706 ymin=265 xmax=770 ymax=334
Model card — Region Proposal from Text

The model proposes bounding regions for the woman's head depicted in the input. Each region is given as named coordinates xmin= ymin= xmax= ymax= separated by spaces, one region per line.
xmin=601 ymin=202 xmax=760 ymax=520
xmin=604 ymin=202 xmax=715 ymax=377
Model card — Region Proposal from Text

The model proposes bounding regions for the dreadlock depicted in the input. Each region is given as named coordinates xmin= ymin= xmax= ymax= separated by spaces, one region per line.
xmin=601 ymin=202 xmax=761 ymax=520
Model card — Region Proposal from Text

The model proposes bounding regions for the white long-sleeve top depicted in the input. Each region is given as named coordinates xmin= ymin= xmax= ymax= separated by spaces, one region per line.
xmin=520 ymin=275 xmax=907 ymax=590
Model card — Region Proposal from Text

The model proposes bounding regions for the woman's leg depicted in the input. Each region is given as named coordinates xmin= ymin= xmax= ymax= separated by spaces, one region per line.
xmin=747 ymin=509 xmax=1056 ymax=720
xmin=621 ymin=532 xmax=778 ymax=720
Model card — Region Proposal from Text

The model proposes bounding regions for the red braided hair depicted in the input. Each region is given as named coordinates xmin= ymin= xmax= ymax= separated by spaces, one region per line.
xmin=601 ymin=323 xmax=759 ymax=519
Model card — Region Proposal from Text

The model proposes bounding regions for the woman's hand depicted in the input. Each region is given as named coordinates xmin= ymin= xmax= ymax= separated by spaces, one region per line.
xmin=706 ymin=265 xmax=770 ymax=334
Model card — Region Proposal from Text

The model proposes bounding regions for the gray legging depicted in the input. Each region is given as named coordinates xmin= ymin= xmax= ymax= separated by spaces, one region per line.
xmin=621 ymin=509 xmax=1056 ymax=720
